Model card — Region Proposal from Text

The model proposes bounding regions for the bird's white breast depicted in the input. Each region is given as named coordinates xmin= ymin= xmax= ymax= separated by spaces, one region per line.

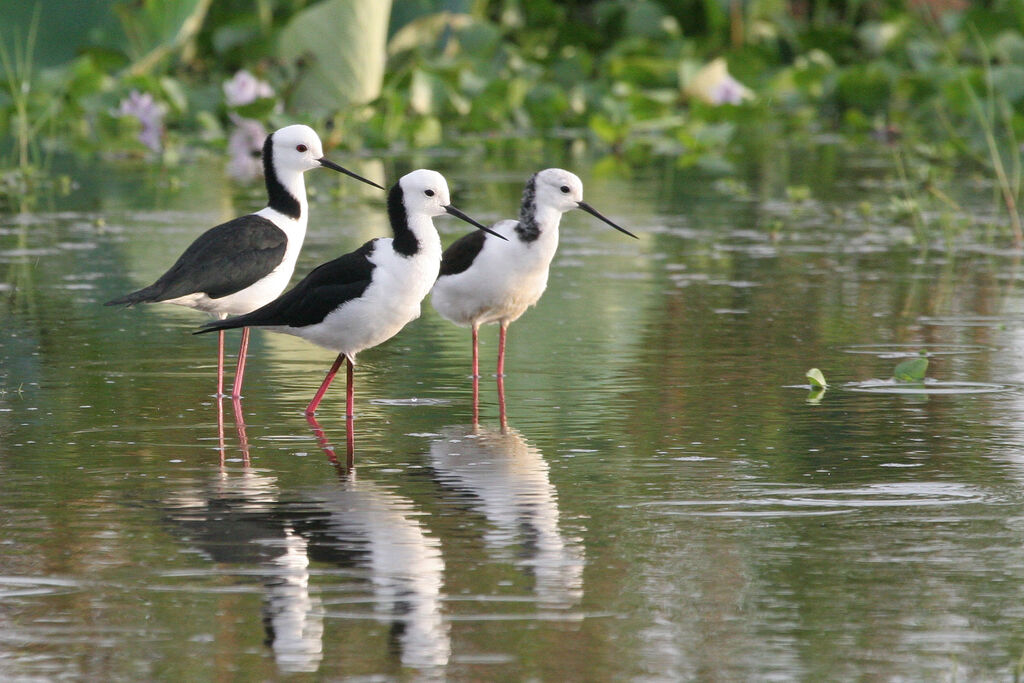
xmin=433 ymin=221 xmax=559 ymax=327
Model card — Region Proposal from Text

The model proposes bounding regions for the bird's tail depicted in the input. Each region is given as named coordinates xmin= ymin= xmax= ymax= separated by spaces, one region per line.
xmin=194 ymin=314 xmax=250 ymax=336
xmin=104 ymin=284 xmax=165 ymax=307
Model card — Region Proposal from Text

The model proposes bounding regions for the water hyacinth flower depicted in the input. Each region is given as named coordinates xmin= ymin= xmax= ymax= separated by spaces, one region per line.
xmin=223 ymin=70 xmax=277 ymax=181
xmin=115 ymin=90 xmax=167 ymax=152
xmin=223 ymin=69 xmax=275 ymax=108
xmin=227 ymin=118 xmax=268 ymax=181
xmin=684 ymin=58 xmax=754 ymax=106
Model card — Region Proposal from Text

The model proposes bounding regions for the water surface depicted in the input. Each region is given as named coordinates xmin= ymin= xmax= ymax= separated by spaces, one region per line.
xmin=4 ymin=144 xmax=1024 ymax=679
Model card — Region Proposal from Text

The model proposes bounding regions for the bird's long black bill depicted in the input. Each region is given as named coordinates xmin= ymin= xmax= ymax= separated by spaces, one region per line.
xmin=577 ymin=201 xmax=638 ymax=239
xmin=445 ymin=205 xmax=508 ymax=241
xmin=319 ymin=158 xmax=384 ymax=190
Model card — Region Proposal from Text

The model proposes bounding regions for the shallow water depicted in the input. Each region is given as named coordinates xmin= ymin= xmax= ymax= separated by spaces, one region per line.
xmin=5 ymin=144 xmax=1024 ymax=679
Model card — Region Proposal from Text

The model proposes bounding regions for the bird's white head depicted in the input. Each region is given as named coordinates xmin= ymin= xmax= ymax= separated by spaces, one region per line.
xmin=533 ymin=168 xmax=586 ymax=213
xmin=268 ymin=124 xmax=326 ymax=174
xmin=527 ymin=167 xmax=638 ymax=239
xmin=398 ymin=169 xmax=452 ymax=217
xmin=391 ymin=170 xmax=505 ymax=240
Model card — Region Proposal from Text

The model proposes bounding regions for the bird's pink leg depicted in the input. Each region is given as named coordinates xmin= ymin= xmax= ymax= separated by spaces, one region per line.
xmin=497 ymin=323 xmax=508 ymax=377
xmin=216 ymin=330 xmax=226 ymax=398
xmin=471 ymin=324 xmax=480 ymax=424
xmin=231 ymin=328 xmax=250 ymax=398
xmin=306 ymin=353 xmax=345 ymax=416
xmin=472 ymin=324 xmax=480 ymax=379
xmin=346 ymin=356 xmax=355 ymax=421
xmin=344 ymin=358 xmax=355 ymax=463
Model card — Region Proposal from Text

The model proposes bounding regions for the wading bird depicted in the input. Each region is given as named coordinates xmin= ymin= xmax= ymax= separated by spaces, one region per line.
xmin=196 ymin=169 xmax=503 ymax=419
xmin=431 ymin=168 xmax=636 ymax=382
xmin=105 ymin=124 xmax=383 ymax=397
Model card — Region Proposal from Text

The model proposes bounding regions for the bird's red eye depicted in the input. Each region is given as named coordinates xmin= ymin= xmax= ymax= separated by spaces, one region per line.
xmin=296 ymin=144 xmax=308 ymax=153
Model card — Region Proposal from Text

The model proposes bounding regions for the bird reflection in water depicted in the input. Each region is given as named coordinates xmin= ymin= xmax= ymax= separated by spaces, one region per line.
xmin=473 ymin=372 xmax=509 ymax=428
xmin=430 ymin=398 xmax=584 ymax=609
xmin=173 ymin=407 xmax=449 ymax=674
xmin=216 ymin=396 xmax=252 ymax=465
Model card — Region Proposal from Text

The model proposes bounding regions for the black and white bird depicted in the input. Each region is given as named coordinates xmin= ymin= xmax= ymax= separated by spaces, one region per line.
xmin=431 ymin=168 xmax=636 ymax=378
xmin=196 ymin=169 xmax=503 ymax=417
xmin=105 ymin=124 xmax=383 ymax=398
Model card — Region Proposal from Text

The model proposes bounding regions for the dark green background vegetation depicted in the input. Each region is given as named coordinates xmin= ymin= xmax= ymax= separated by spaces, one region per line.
xmin=3 ymin=0 xmax=1024 ymax=240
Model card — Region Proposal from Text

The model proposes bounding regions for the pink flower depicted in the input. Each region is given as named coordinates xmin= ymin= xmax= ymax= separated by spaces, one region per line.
xmin=227 ymin=118 xmax=267 ymax=181
xmin=115 ymin=90 xmax=167 ymax=152
xmin=223 ymin=70 xmax=275 ymax=108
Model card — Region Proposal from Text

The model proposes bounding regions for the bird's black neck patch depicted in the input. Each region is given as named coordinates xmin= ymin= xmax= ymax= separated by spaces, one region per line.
xmin=263 ymin=134 xmax=302 ymax=220
xmin=388 ymin=184 xmax=419 ymax=257
xmin=514 ymin=173 xmax=540 ymax=242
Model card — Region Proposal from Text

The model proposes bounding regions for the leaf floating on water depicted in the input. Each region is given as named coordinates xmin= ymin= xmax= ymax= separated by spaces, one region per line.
xmin=805 ymin=368 xmax=827 ymax=388
xmin=893 ymin=356 xmax=928 ymax=382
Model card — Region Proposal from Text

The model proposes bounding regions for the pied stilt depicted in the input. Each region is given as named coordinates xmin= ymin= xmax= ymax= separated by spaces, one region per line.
xmin=196 ymin=169 xmax=503 ymax=418
xmin=105 ymin=124 xmax=383 ymax=398
xmin=431 ymin=168 xmax=636 ymax=381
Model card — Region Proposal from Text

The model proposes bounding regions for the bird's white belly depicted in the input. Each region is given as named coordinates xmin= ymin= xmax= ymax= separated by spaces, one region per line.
xmin=433 ymin=260 xmax=550 ymax=327
xmin=163 ymin=265 xmax=295 ymax=317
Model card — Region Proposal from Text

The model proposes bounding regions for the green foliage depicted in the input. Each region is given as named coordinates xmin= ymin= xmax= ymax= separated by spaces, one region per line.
xmin=805 ymin=368 xmax=827 ymax=388
xmin=893 ymin=356 xmax=929 ymax=383
xmin=277 ymin=0 xmax=392 ymax=114
xmin=1 ymin=0 xmax=1024 ymax=225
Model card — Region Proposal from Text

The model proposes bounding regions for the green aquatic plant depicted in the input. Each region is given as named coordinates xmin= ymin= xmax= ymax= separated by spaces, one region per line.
xmin=805 ymin=368 xmax=827 ymax=388
xmin=805 ymin=368 xmax=827 ymax=404
xmin=0 ymin=5 xmax=54 ymax=172
xmin=893 ymin=355 xmax=928 ymax=383
xmin=956 ymin=28 xmax=1023 ymax=247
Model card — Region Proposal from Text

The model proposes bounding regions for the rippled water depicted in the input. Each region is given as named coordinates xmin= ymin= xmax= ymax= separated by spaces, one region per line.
xmin=5 ymin=145 xmax=1024 ymax=679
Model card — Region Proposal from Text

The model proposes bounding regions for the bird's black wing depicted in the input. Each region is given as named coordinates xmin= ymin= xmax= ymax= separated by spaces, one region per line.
xmin=439 ymin=230 xmax=487 ymax=277
xmin=197 ymin=239 xmax=380 ymax=332
xmin=105 ymin=214 xmax=287 ymax=306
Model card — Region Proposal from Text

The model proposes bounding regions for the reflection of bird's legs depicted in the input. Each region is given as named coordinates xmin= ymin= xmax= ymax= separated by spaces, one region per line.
xmin=472 ymin=374 xmax=480 ymax=427
xmin=232 ymin=396 xmax=251 ymax=465
xmin=216 ymin=330 xmax=226 ymax=398
xmin=216 ymin=394 xmax=226 ymax=466
xmin=497 ymin=373 xmax=507 ymax=431
xmin=307 ymin=414 xmax=354 ymax=473
xmin=232 ymin=328 xmax=251 ymax=398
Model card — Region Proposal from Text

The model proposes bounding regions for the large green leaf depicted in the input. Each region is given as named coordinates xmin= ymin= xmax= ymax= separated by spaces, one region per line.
xmin=114 ymin=0 xmax=213 ymax=75
xmin=277 ymin=0 xmax=392 ymax=113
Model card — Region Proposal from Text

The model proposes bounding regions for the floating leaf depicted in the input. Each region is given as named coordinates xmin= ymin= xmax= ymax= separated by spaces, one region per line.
xmin=893 ymin=356 xmax=928 ymax=382
xmin=805 ymin=368 xmax=827 ymax=388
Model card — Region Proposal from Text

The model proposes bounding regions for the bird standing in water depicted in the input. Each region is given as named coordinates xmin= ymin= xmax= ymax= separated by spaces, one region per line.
xmin=105 ymin=124 xmax=382 ymax=398
xmin=197 ymin=169 xmax=502 ymax=420
xmin=431 ymin=168 xmax=636 ymax=385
